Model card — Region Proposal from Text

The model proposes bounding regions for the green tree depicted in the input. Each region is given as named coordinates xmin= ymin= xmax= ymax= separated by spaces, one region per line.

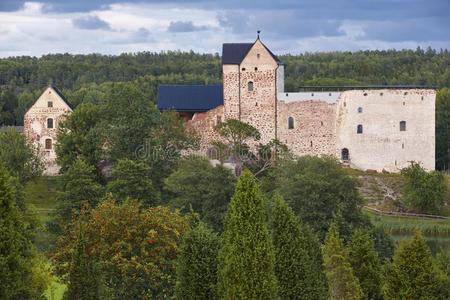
xmin=384 ymin=232 xmax=449 ymax=300
xmin=107 ymin=159 xmax=160 ymax=207
xmin=436 ymin=88 xmax=450 ymax=171
xmin=217 ymin=170 xmax=278 ymax=299
xmin=57 ymin=160 xmax=103 ymax=222
xmin=164 ymin=157 xmax=236 ymax=231
xmin=348 ymin=229 xmax=383 ymax=300
xmin=322 ymin=222 xmax=362 ymax=300
xmin=401 ymin=162 xmax=447 ymax=214
xmin=65 ymin=220 xmax=100 ymax=300
xmin=271 ymin=194 xmax=327 ymax=299
xmin=175 ymin=222 xmax=219 ymax=300
xmin=0 ymin=128 xmax=43 ymax=182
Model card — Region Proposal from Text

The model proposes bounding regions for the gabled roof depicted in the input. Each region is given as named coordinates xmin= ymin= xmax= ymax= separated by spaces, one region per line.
xmin=222 ymin=39 xmax=283 ymax=65
xmin=157 ymin=84 xmax=224 ymax=112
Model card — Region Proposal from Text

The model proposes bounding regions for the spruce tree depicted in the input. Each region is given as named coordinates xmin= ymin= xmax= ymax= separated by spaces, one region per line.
xmin=0 ymin=165 xmax=34 ymax=299
xmin=322 ymin=222 xmax=362 ymax=300
xmin=175 ymin=222 xmax=219 ymax=300
xmin=384 ymin=232 xmax=449 ymax=299
xmin=218 ymin=170 xmax=278 ymax=299
xmin=271 ymin=194 xmax=327 ymax=299
xmin=65 ymin=221 xmax=99 ymax=300
xmin=348 ymin=229 xmax=383 ymax=300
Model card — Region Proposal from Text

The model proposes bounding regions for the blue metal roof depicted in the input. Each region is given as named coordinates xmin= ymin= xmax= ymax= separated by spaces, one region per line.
xmin=157 ymin=84 xmax=224 ymax=112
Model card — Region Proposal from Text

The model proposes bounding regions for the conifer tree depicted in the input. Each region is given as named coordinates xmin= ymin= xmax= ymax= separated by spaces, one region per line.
xmin=348 ymin=229 xmax=383 ymax=300
xmin=175 ymin=222 xmax=219 ymax=300
xmin=0 ymin=165 xmax=34 ymax=299
xmin=384 ymin=232 xmax=449 ymax=299
xmin=217 ymin=170 xmax=278 ymax=299
xmin=271 ymin=194 xmax=327 ymax=299
xmin=66 ymin=220 xmax=99 ymax=300
xmin=322 ymin=222 xmax=362 ymax=300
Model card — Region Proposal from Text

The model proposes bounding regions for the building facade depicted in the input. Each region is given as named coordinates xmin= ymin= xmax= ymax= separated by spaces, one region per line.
xmin=24 ymin=86 xmax=72 ymax=175
xmin=158 ymin=38 xmax=436 ymax=172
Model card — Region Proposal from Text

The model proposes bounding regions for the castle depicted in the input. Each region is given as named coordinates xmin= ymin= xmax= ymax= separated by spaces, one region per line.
xmin=22 ymin=38 xmax=435 ymax=175
xmin=157 ymin=37 xmax=436 ymax=172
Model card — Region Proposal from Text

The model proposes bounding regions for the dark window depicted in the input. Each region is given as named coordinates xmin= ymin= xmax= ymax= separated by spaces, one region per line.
xmin=357 ymin=124 xmax=363 ymax=134
xmin=363 ymin=93 xmax=368 ymax=96
xmin=400 ymin=121 xmax=406 ymax=131
xmin=254 ymin=67 xmax=258 ymax=71
xmin=248 ymin=81 xmax=254 ymax=91
xmin=242 ymin=67 xmax=246 ymax=71
xmin=45 ymin=139 xmax=52 ymax=150
xmin=257 ymin=53 xmax=260 ymax=59
xmin=216 ymin=115 xmax=222 ymax=125
xmin=47 ymin=118 xmax=54 ymax=129
xmin=357 ymin=107 xmax=363 ymax=113
xmin=341 ymin=148 xmax=349 ymax=161
xmin=288 ymin=117 xmax=294 ymax=129
xmin=48 ymin=101 xmax=53 ymax=107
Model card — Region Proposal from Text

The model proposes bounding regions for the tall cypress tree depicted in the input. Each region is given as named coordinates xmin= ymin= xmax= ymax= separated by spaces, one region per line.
xmin=271 ymin=194 xmax=327 ymax=299
xmin=218 ymin=170 xmax=278 ymax=299
xmin=0 ymin=165 xmax=34 ymax=299
xmin=322 ymin=222 xmax=362 ymax=300
xmin=175 ymin=222 xmax=219 ymax=300
xmin=384 ymin=232 xmax=449 ymax=299
xmin=348 ymin=229 xmax=383 ymax=300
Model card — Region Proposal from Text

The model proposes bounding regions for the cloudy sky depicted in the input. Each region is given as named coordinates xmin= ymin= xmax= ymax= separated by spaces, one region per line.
xmin=0 ymin=0 xmax=449 ymax=57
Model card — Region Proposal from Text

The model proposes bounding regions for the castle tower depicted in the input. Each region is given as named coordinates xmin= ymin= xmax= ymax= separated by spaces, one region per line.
xmin=222 ymin=36 xmax=284 ymax=144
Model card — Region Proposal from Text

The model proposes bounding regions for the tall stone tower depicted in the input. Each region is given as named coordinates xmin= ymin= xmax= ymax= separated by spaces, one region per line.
xmin=222 ymin=37 xmax=284 ymax=144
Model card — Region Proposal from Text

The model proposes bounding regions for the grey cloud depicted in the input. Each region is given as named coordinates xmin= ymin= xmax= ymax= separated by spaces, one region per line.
xmin=72 ymin=16 xmax=111 ymax=30
xmin=218 ymin=11 xmax=250 ymax=34
xmin=167 ymin=21 xmax=208 ymax=33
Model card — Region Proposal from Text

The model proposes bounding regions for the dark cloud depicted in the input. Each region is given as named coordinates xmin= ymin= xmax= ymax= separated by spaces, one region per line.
xmin=72 ymin=16 xmax=111 ymax=30
xmin=167 ymin=21 xmax=208 ymax=33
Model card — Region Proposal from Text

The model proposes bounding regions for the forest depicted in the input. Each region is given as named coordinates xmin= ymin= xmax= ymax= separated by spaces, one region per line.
xmin=1 ymin=48 xmax=450 ymax=299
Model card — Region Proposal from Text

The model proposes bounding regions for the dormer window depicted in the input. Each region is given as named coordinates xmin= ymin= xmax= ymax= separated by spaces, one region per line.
xmin=48 ymin=101 xmax=53 ymax=108
xmin=248 ymin=81 xmax=254 ymax=92
xmin=47 ymin=118 xmax=54 ymax=129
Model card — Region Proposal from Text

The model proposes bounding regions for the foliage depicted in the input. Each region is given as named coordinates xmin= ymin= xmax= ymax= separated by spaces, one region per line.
xmin=56 ymin=160 xmax=103 ymax=223
xmin=271 ymin=194 xmax=327 ymax=299
xmin=107 ymin=158 xmax=160 ymax=206
xmin=436 ymin=88 xmax=450 ymax=171
xmin=401 ymin=162 xmax=448 ymax=214
xmin=369 ymin=225 xmax=395 ymax=260
xmin=436 ymin=250 xmax=450 ymax=277
xmin=0 ymin=128 xmax=43 ymax=182
xmin=274 ymin=155 xmax=366 ymax=240
xmin=245 ymin=139 xmax=291 ymax=178
xmin=175 ymin=222 xmax=219 ymax=300
xmin=164 ymin=157 xmax=236 ymax=231
xmin=322 ymin=222 xmax=362 ymax=300
xmin=218 ymin=170 xmax=278 ymax=299
xmin=348 ymin=229 xmax=383 ymax=300
xmin=54 ymin=197 xmax=190 ymax=299
xmin=384 ymin=232 xmax=450 ymax=299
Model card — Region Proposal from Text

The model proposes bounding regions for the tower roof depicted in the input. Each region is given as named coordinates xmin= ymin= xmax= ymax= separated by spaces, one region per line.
xmin=222 ymin=40 xmax=283 ymax=65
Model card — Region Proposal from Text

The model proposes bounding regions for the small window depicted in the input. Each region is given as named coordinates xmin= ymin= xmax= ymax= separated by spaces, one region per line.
xmin=404 ymin=92 xmax=408 ymax=95
xmin=48 ymin=101 xmax=53 ymax=108
xmin=310 ymin=141 xmax=313 ymax=147
xmin=363 ymin=93 xmax=368 ymax=96
xmin=329 ymin=93 xmax=332 ymax=96
xmin=288 ymin=117 xmax=294 ymax=129
xmin=216 ymin=115 xmax=222 ymax=125
xmin=341 ymin=148 xmax=349 ymax=161
xmin=242 ymin=67 xmax=246 ymax=71
xmin=357 ymin=124 xmax=363 ymax=134
xmin=380 ymin=92 xmax=384 ymax=96
xmin=421 ymin=96 xmax=424 ymax=100
xmin=248 ymin=81 xmax=254 ymax=92
xmin=357 ymin=107 xmax=363 ymax=113
xmin=320 ymin=121 xmax=323 ymax=126
xmin=285 ymin=93 xmax=289 ymax=96
xmin=403 ymin=101 xmax=405 ymax=106
xmin=311 ymin=93 xmax=314 ymax=97
xmin=254 ymin=67 xmax=258 ymax=71
xmin=400 ymin=121 xmax=406 ymax=131
xmin=257 ymin=53 xmax=260 ymax=59
xmin=47 ymin=118 xmax=54 ymax=129
xmin=45 ymin=139 xmax=52 ymax=150
xmin=343 ymin=102 xmax=346 ymax=107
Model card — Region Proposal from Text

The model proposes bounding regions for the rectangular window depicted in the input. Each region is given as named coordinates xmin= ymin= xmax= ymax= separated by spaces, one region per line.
xmin=48 ymin=101 xmax=53 ymax=107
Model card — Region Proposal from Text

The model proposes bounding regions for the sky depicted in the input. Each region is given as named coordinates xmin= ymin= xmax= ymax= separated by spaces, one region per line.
xmin=0 ymin=0 xmax=449 ymax=57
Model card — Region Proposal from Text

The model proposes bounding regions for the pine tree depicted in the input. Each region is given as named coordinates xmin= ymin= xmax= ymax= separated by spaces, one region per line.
xmin=348 ymin=229 xmax=383 ymax=300
xmin=0 ymin=165 xmax=34 ymax=299
xmin=175 ymin=222 xmax=219 ymax=300
xmin=217 ymin=170 xmax=278 ymax=299
xmin=271 ymin=194 xmax=327 ymax=299
xmin=65 ymin=220 xmax=99 ymax=300
xmin=322 ymin=222 xmax=362 ymax=300
xmin=384 ymin=232 xmax=449 ymax=299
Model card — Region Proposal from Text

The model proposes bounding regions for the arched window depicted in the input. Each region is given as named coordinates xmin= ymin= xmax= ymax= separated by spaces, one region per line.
xmin=47 ymin=118 xmax=54 ymax=129
xmin=45 ymin=139 xmax=52 ymax=150
xmin=400 ymin=121 xmax=406 ymax=131
xmin=357 ymin=124 xmax=363 ymax=134
xmin=288 ymin=117 xmax=294 ymax=129
xmin=341 ymin=148 xmax=349 ymax=161
xmin=248 ymin=81 xmax=254 ymax=92
xmin=357 ymin=107 xmax=363 ymax=113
